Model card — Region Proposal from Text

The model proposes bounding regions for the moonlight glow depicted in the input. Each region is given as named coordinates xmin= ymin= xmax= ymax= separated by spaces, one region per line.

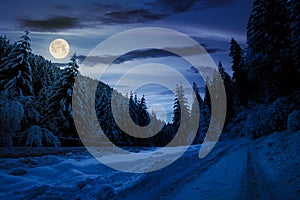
xmin=49 ymin=38 xmax=70 ymax=59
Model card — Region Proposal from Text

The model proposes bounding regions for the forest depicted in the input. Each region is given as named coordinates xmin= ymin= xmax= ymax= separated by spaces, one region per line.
xmin=0 ymin=0 xmax=299 ymax=148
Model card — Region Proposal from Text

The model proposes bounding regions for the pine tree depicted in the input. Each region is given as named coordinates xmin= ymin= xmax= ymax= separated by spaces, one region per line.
xmin=218 ymin=62 xmax=235 ymax=122
xmin=229 ymin=38 xmax=247 ymax=106
xmin=203 ymin=81 xmax=211 ymax=112
xmin=199 ymin=85 xmax=211 ymax=141
xmin=55 ymin=53 xmax=79 ymax=117
xmin=97 ymin=87 xmax=116 ymax=141
xmin=0 ymin=36 xmax=10 ymax=62
xmin=173 ymin=84 xmax=189 ymax=126
xmin=45 ymin=53 xmax=79 ymax=137
xmin=246 ymin=0 xmax=291 ymax=101
xmin=139 ymin=95 xmax=150 ymax=127
xmin=290 ymin=0 xmax=300 ymax=68
xmin=229 ymin=38 xmax=243 ymax=82
xmin=191 ymin=82 xmax=202 ymax=143
xmin=0 ymin=31 xmax=34 ymax=98
xmin=129 ymin=91 xmax=139 ymax=125
xmin=192 ymin=82 xmax=203 ymax=107
xmin=218 ymin=62 xmax=231 ymax=88
xmin=172 ymin=83 xmax=191 ymax=144
xmin=247 ymin=0 xmax=271 ymax=63
xmin=289 ymin=0 xmax=300 ymax=88
xmin=30 ymin=55 xmax=61 ymax=95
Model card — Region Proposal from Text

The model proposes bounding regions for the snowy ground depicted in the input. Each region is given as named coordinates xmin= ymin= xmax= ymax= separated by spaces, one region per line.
xmin=0 ymin=131 xmax=299 ymax=200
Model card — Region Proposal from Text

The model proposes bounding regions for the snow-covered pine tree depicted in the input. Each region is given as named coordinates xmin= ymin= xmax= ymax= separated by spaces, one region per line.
xmin=218 ymin=62 xmax=231 ymax=89
xmin=191 ymin=82 xmax=202 ymax=143
xmin=61 ymin=53 xmax=79 ymax=117
xmin=229 ymin=38 xmax=243 ymax=82
xmin=172 ymin=83 xmax=191 ymax=144
xmin=97 ymin=86 xmax=116 ymax=141
xmin=0 ymin=96 xmax=24 ymax=147
xmin=289 ymin=0 xmax=300 ymax=88
xmin=229 ymin=38 xmax=247 ymax=106
xmin=172 ymin=85 xmax=181 ymax=128
xmin=290 ymin=0 xmax=300 ymax=69
xmin=192 ymin=82 xmax=203 ymax=108
xmin=0 ymin=31 xmax=34 ymax=98
xmin=129 ymin=91 xmax=139 ymax=126
xmin=29 ymin=55 xmax=61 ymax=95
xmin=218 ymin=62 xmax=234 ymax=123
xmin=246 ymin=0 xmax=291 ymax=102
xmin=139 ymin=95 xmax=150 ymax=127
xmin=45 ymin=53 xmax=79 ymax=137
xmin=0 ymin=36 xmax=10 ymax=63
xmin=199 ymin=85 xmax=211 ymax=141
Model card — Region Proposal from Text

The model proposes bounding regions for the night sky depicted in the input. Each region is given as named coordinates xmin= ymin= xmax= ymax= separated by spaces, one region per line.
xmin=1 ymin=0 xmax=253 ymax=121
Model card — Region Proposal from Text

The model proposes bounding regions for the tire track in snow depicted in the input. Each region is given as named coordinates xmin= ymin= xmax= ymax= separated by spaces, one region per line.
xmin=116 ymin=142 xmax=249 ymax=200
xmin=159 ymin=147 xmax=248 ymax=200
xmin=239 ymin=148 xmax=290 ymax=200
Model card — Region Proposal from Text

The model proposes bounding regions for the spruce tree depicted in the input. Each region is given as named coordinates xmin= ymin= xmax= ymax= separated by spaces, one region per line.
xmin=229 ymin=38 xmax=243 ymax=82
xmin=289 ymin=0 xmax=300 ymax=88
xmin=246 ymin=0 xmax=291 ymax=101
xmin=199 ymin=85 xmax=211 ymax=142
xmin=218 ymin=62 xmax=231 ymax=88
xmin=290 ymin=0 xmax=300 ymax=68
xmin=0 ymin=31 xmax=33 ymax=98
xmin=218 ymin=62 xmax=234 ymax=122
xmin=56 ymin=53 xmax=79 ymax=117
xmin=173 ymin=84 xmax=190 ymax=126
xmin=191 ymin=82 xmax=202 ymax=143
xmin=139 ymin=95 xmax=150 ymax=126
xmin=45 ymin=53 xmax=79 ymax=137
xmin=172 ymin=83 xmax=191 ymax=144
xmin=129 ymin=91 xmax=139 ymax=125
xmin=0 ymin=36 xmax=10 ymax=62
xmin=229 ymin=38 xmax=247 ymax=106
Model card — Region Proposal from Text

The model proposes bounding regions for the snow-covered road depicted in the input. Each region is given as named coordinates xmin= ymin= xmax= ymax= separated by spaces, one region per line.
xmin=0 ymin=131 xmax=299 ymax=200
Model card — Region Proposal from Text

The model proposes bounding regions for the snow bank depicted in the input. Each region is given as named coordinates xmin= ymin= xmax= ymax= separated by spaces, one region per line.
xmin=287 ymin=110 xmax=300 ymax=132
xmin=0 ymin=132 xmax=298 ymax=199
xmin=0 ymin=97 xmax=24 ymax=147
xmin=228 ymin=97 xmax=297 ymax=138
xmin=17 ymin=125 xmax=61 ymax=147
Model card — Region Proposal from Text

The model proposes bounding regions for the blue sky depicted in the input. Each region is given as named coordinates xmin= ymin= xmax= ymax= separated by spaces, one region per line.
xmin=1 ymin=0 xmax=253 ymax=121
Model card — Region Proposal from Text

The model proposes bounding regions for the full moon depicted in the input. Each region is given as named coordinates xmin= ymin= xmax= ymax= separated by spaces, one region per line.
xmin=49 ymin=38 xmax=70 ymax=59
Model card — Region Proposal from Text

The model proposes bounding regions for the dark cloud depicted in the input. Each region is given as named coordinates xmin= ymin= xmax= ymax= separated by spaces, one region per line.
xmin=79 ymin=45 xmax=223 ymax=67
xmin=11 ymin=0 xmax=236 ymax=31
xmin=114 ymin=49 xmax=175 ymax=64
xmin=164 ymin=45 xmax=222 ymax=56
xmin=157 ymin=0 xmax=197 ymax=12
xmin=77 ymin=55 xmax=119 ymax=66
xmin=100 ymin=9 xmax=166 ymax=25
xmin=13 ymin=0 xmax=198 ymax=31
xmin=20 ymin=16 xmax=79 ymax=31
xmin=98 ymin=0 xmax=197 ymax=25
xmin=77 ymin=50 xmax=174 ymax=66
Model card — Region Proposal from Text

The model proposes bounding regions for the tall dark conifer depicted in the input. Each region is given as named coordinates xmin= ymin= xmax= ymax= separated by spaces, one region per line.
xmin=191 ymin=82 xmax=203 ymax=143
xmin=289 ymin=0 xmax=300 ymax=88
xmin=0 ymin=31 xmax=33 ymax=98
xmin=229 ymin=38 xmax=243 ymax=82
xmin=246 ymin=0 xmax=291 ymax=101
